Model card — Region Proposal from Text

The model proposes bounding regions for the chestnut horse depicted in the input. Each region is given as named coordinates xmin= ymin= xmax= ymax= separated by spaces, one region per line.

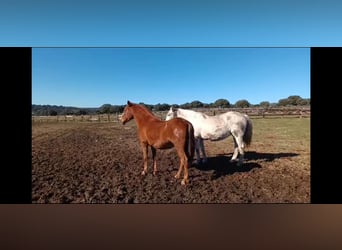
xmin=120 ymin=101 xmax=195 ymax=185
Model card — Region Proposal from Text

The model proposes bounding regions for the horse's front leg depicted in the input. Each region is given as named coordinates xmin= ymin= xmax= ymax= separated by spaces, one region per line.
xmin=174 ymin=163 xmax=183 ymax=179
xmin=151 ymin=147 xmax=157 ymax=175
xmin=141 ymin=143 xmax=149 ymax=175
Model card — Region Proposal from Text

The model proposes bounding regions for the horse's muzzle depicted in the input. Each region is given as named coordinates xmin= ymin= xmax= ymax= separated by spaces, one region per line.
xmin=121 ymin=117 xmax=127 ymax=125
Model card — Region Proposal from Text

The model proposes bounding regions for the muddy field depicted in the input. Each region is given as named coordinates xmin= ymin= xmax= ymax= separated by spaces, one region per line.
xmin=32 ymin=118 xmax=310 ymax=203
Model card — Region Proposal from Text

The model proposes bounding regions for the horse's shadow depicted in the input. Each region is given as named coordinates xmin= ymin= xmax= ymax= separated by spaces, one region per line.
xmin=193 ymin=151 xmax=299 ymax=180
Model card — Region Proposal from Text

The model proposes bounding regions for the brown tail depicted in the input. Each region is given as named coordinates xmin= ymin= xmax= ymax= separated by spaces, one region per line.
xmin=243 ymin=115 xmax=253 ymax=146
xmin=186 ymin=122 xmax=195 ymax=164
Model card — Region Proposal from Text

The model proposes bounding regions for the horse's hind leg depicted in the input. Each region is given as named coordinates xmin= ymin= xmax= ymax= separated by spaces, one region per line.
xmin=231 ymin=137 xmax=239 ymax=162
xmin=179 ymin=152 xmax=189 ymax=185
xmin=175 ymin=148 xmax=188 ymax=185
xmin=151 ymin=147 xmax=157 ymax=175
xmin=198 ymin=138 xmax=207 ymax=163
xmin=195 ymin=138 xmax=201 ymax=164
xmin=174 ymin=158 xmax=183 ymax=180
xmin=232 ymin=134 xmax=245 ymax=166
xmin=181 ymin=158 xmax=189 ymax=185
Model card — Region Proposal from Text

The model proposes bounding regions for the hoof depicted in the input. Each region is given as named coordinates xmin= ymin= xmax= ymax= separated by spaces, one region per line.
xmin=181 ymin=179 xmax=188 ymax=185
xmin=153 ymin=171 xmax=157 ymax=176
xmin=174 ymin=174 xmax=180 ymax=179
xmin=141 ymin=171 xmax=147 ymax=176
xmin=196 ymin=159 xmax=207 ymax=165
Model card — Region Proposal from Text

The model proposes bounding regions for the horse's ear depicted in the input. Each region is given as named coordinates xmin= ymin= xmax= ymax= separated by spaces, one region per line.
xmin=170 ymin=106 xmax=175 ymax=112
xmin=127 ymin=100 xmax=133 ymax=106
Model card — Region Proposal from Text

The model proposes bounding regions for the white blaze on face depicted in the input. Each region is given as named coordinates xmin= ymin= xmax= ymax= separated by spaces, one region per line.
xmin=120 ymin=114 xmax=125 ymax=123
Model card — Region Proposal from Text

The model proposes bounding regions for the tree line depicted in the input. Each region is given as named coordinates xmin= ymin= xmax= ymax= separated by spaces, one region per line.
xmin=32 ymin=95 xmax=310 ymax=116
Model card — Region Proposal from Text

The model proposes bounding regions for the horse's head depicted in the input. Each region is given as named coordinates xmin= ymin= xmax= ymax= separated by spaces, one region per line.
xmin=120 ymin=101 xmax=134 ymax=125
xmin=165 ymin=106 xmax=178 ymax=121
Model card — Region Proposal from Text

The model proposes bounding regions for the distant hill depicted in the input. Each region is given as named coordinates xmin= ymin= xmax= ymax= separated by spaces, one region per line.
xmin=32 ymin=104 xmax=99 ymax=116
xmin=32 ymin=95 xmax=310 ymax=116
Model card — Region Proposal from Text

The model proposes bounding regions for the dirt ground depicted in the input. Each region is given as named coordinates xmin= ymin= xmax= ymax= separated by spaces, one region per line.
xmin=32 ymin=120 xmax=310 ymax=203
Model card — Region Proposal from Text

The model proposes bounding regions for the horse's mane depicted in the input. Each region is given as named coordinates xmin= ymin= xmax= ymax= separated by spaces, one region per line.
xmin=133 ymin=103 xmax=158 ymax=119
xmin=178 ymin=108 xmax=209 ymax=118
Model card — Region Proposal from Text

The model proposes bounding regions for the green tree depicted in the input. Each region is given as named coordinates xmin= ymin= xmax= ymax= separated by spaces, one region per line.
xmin=259 ymin=101 xmax=270 ymax=107
xmin=300 ymin=98 xmax=310 ymax=105
xmin=287 ymin=95 xmax=303 ymax=105
xmin=180 ymin=102 xmax=192 ymax=109
xmin=154 ymin=103 xmax=171 ymax=111
xmin=190 ymin=100 xmax=204 ymax=108
xmin=49 ymin=110 xmax=57 ymax=116
xmin=75 ymin=110 xmax=87 ymax=115
xmin=235 ymin=99 xmax=251 ymax=108
xmin=111 ymin=105 xmax=124 ymax=113
xmin=213 ymin=99 xmax=230 ymax=108
xmin=277 ymin=95 xmax=308 ymax=106
xmin=277 ymin=98 xmax=289 ymax=106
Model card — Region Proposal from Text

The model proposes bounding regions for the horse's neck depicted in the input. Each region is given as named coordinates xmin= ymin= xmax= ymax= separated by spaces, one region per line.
xmin=133 ymin=106 xmax=159 ymax=127
xmin=178 ymin=109 xmax=203 ymax=121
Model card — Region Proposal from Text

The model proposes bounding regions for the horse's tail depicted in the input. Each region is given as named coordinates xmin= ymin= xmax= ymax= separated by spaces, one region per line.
xmin=186 ymin=122 xmax=195 ymax=164
xmin=243 ymin=115 xmax=253 ymax=147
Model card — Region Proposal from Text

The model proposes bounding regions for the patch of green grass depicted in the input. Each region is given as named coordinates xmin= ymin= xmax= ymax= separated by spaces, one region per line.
xmin=204 ymin=117 xmax=310 ymax=162
xmin=252 ymin=118 xmax=310 ymax=152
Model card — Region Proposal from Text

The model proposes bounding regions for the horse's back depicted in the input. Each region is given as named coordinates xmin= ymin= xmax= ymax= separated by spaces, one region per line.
xmin=194 ymin=111 xmax=248 ymax=140
xmin=222 ymin=111 xmax=248 ymax=124
xmin=168 ymin=117 xmax=191 ymax=127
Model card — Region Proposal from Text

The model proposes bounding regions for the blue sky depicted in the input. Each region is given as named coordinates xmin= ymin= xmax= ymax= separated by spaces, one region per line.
xmin=2 ymin=0 xmax=339 ymax=107
xmin=32 ymin=48 xmax=309 ymax=107
xmin=1 ymin=0 xmax=342 ymax=46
